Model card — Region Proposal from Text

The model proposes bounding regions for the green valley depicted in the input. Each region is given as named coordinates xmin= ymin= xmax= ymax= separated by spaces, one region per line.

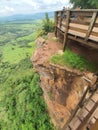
xmin=0 ymin=20 xmax=54 ymax=130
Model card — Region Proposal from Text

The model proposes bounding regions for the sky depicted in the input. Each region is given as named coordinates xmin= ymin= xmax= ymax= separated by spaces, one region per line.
xmin=0 ymin=0 xmax=71 ymax=17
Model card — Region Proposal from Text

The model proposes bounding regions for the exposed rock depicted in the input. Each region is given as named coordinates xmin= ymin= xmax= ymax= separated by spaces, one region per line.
xmin=36 ymin=37 xmax=46 ymax=48
xmin=31 ymin=34 xmax=97 ymax=130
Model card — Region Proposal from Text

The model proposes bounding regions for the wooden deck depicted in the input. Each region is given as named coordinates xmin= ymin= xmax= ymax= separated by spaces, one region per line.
xmin=62 ymin=88 xmax=98 ymax=130
xmin=55 ymin=9 xmax=98 ymax=50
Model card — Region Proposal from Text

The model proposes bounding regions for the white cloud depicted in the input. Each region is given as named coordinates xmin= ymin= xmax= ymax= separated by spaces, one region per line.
xmin=0 ymin=5 xmax=15 ymax=16
xmin=5 ymin=6 xmax=14 ymax=12
xmin=0 ymin=0 xmax=71 ymax=17
xmin=21 ymin=0 xmax=37 ymax=8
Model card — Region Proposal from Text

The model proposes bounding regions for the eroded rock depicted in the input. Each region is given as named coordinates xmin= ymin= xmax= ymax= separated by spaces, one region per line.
xmin=31 ymin=34 xmax=97 ymax=130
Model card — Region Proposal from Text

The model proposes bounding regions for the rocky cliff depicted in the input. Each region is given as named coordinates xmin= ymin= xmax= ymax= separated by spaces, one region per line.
xmin=31 ymin=34 xmax=97 ymax=130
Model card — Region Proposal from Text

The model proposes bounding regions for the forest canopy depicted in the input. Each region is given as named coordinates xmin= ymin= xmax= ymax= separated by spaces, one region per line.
xmin=70 ymin=0 xmax=98 ymax=9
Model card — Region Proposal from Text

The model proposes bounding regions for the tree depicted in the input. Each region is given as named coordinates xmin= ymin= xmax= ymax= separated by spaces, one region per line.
xmin=42 ymin=13 xmax=54 ymax=34
xmin=70 ymin=0 xmax=98 ymax=9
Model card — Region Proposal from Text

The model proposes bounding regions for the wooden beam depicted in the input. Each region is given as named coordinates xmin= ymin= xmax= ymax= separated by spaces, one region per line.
xmin=89 ymin=35 xmax=98 ymax=42
xmin=68 ymin=35 xmax=98 ymax=49
xmin=56 ymin=27 xmax=64 ymax=35
xmin=55 ymin=12 xmax=58 ymax=37
xmin=55 ymin=10 xmax=98 ymax=50
xmin=63 ymin=10 xmax=70 ymax=51
xmin=59 ymin=11 xmax=63 ymax=28
xmin=69 ymin=23 xmax=89 ymax=30
xmin=68 ymin=29 xmax=86 ymax=38
xmin=85 ymin=12 xmax=97 ymax=41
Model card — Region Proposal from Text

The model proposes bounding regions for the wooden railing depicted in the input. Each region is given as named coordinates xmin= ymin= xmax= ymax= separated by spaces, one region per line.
xmin=55 ymin=9 xmax=98 ymax=50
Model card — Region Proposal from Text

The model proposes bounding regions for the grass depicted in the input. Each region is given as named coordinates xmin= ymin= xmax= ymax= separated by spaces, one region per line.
xmin=2 ymin=33 xmax=37 ymax=64
xmin=51 ymin=48 xmax=97 ymax=72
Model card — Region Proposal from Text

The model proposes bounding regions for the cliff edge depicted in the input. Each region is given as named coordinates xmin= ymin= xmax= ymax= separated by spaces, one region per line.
xmin=31 ymin=33 xmax=97 ymax=130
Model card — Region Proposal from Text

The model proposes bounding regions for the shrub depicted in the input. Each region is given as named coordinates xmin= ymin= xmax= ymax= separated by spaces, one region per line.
xmin=42 ymin=13 xmax=54 ymax=34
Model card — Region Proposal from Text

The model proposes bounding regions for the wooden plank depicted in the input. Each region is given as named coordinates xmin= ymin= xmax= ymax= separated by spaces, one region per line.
xmin=78 ymin=108 xmax=89 ymax=121
xmin=91 ymin=31 xmax=98 ymax=37
xmin=69 ymin=23 xmax=89 ymax=30
xmin=95 ymin=23 xmax=98 ymax=27
xmin=92 ymin=27 xmax=98 ymax=33
xmin=85 ymin=100 xmax=95 ymax=111
xmin=69 ymin=117 xmax=81 ymax=130
xmin=68 ymin=29 xmax=86 ymax=38
xmin=71 ymin=11 xmax=93 ymax=17
xmin=61 ymin=26 xmax=66 ymax=32
xmin=85 ymin=12 xmax=97 ymax=41
xmin=55 ymin=9 xmax=98 ymax=14
xmin=93 ymin=107 xmax=98 ymax=119
xmin=70 ymin=19 xmax=90 ymax=25
xmin=70 ymin=17 xmax=91 ymax=24
xmin=68 ymin=35 xmax=98 ymax=49
xmin=63 ymin=10 xmax=70 ymax=51
xmin=70 ymin=9 xmax=98 ymax=12
xmin=55 ymin=10 xmax=98 ymax=50
xmin=57 ymin=27 xmax=64 ymax=35
xmin=69 ymin=26 xmax=87 ymax=33
xmin=83 ymin=17 xmax=92 ymax=23
xmin=89 ymin=35 xmax=98 ymax=42
xmin=95 ymin=18 xmax=98 ymax=23
xmin=91 ymin=93 xmax=98 ymax=103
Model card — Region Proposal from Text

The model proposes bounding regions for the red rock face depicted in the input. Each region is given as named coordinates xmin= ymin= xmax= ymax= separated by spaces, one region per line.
xmin=31 ymin=34 xmax=97 ymax=130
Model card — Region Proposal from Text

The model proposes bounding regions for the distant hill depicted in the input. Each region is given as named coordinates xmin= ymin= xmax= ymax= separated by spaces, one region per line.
xmin=0 ymin=12 xmax=54 ymax=23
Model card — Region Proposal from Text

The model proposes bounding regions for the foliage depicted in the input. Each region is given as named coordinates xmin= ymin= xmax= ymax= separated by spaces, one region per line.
xmin=70 ymin=0 xmax=98 ymax=8
xmin=42 ymin=13 xmax=54 ymax=34
xmin=51 ymin=48 xmax=97 ymax=72
xmin=0 ymin=22 xmax=38 ymax=64
xmin=0 ymin=20 xmax=55 ymax=130
xmin=2 ymin=41 xmax=36 ymax=64
xmin=37 ymin=29 xmax=45 ymax=37
xmin=0 ymin=58 xmax=54 ymax=130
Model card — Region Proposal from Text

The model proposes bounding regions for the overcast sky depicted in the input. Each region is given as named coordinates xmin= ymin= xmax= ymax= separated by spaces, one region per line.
xmin=0 ymin=0 xmax=71 ymax=16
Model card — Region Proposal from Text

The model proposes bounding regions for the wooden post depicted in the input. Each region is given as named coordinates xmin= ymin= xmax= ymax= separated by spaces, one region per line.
xmin=55 ymin=11 xmax=58 ymax=37
xmin=85 ymin=12 xmax=97 ymax=41
xmin=63 ymin=10 xmax=70 ymax=51
xmin=59 ymin=11 xmax=63 ymax=28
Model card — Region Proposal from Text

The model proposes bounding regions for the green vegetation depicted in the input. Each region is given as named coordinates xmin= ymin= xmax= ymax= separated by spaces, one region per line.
xmin=0 ymin=21 xmax=38 ymax=64
xmin=0 ymin=20 xmax=55 ymax=130
xmin=70 ymin=0 xmax=98 ymax=9
xmin=51 ymin=48 xmax=97 ymax=72
xmin=42 ymin=13 xmax=54 ymax=34
xmin=0 ymin=58 xmax=54 ymax=130
xmin=37 ymin=13 xmax=54 ymax=37
xmin=2 ymin=34 xmax=37 ymax=64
